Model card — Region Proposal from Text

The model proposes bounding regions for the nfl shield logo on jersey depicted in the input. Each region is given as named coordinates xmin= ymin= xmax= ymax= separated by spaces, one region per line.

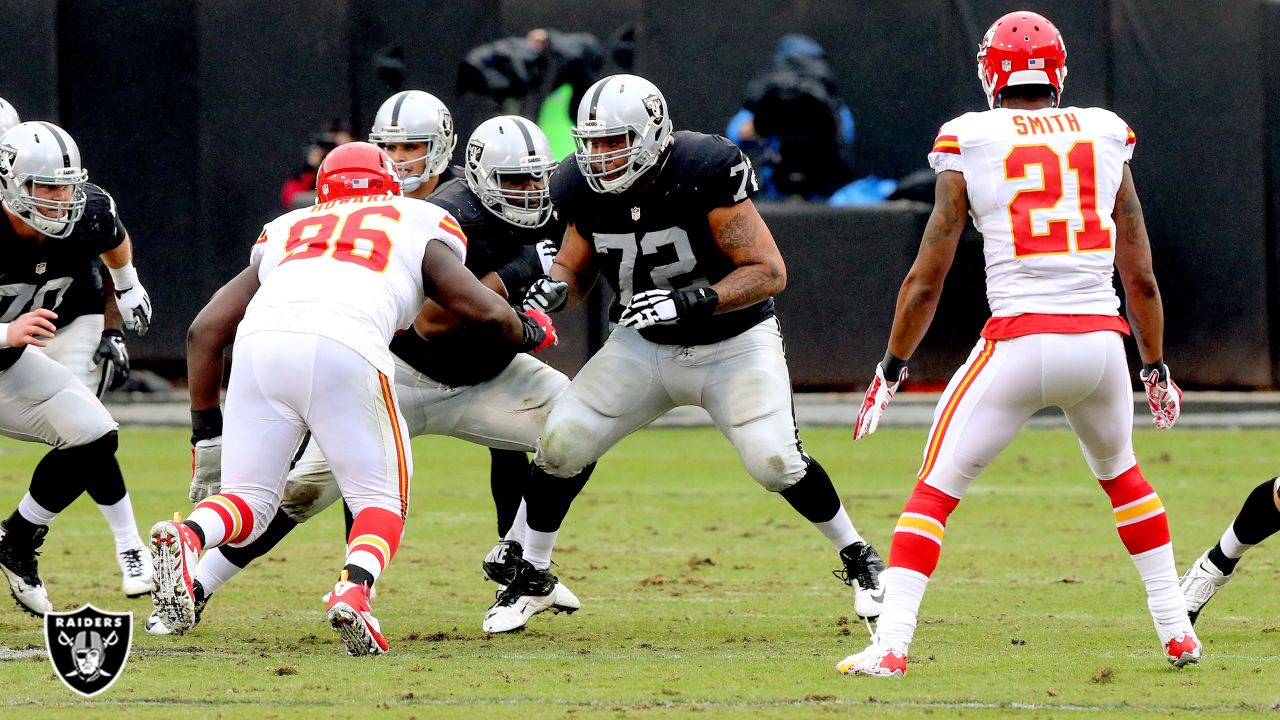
xmin=34 ymin=262 xmax=46 ymax=275
xmin=44 ymin=605 xmax=132 ymax=697
xmin=631 ymin=206 xmax=641 ymax=221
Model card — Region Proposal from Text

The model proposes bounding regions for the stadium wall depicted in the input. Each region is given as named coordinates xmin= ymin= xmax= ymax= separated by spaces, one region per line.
xmin=0 ymin=0 xmax=1272 ymax=388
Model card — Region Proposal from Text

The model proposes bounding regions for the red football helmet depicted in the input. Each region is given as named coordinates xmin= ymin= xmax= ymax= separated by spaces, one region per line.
xmin=977 ymin=11 xmax=1068 ymax=109
xmin=315 ymin=142 xmax=401 ymax=203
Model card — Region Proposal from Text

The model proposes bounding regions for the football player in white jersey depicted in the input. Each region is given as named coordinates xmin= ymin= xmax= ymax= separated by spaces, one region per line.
xmin=147 ymin=142 xmax=555 ymax=656
xmin=838 ymin=11 xmax=1198 ymax=677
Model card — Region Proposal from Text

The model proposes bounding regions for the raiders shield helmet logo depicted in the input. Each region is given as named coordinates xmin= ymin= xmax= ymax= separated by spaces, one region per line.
xmin=641 ymin=94 xmax=665 ymax=124
xmin=0 ymin=143 xmax=15 ymax=175
xmin=467 ymin=139 xmax=484 ymax=168
xmin=44 ymin=605 xmax=132 ymax=697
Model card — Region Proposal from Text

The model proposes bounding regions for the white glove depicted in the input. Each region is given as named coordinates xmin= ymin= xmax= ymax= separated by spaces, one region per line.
xmin=109 ymin=263 xmax=152 ymax=335
xmin=535 ymin=239 xmax=559 ymax=274
xmin=853 ymin=363 xmax=908 ymax=440
xmin=1140 ymin=364 xmax=1182 ymax=430
xmin=618 ymin=287 xmax=718 ymax=330
xmin=189 ymin=437 xmax=222 ymax=503
xmin=522 ymin=277 xmax=569 ymax=312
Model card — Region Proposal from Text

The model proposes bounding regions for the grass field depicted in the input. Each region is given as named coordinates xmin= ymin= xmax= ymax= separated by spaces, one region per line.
xmin=0 ymin=426 xmax=1277 ymax=718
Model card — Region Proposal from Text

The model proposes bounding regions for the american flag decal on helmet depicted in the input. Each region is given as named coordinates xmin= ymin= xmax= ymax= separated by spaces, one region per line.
xmin=1027 ymin=58 xmax=1046 ymax=69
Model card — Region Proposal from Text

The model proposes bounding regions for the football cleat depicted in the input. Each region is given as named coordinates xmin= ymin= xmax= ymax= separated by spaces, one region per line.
xmin=1155 ymin=621 xmax=1201 ymax=668
xmin=144 ymin=580 xmax=210 ymax=635
xmin=482 ymin=539 xmax=524 ymax=586
xmin=118 ymin=545 xmax=154 ymax=598
xmin=0 ymin=520 xmax=52 ymax=616
xmin=834 ymin=542 xmax=886 ymax=620
xmin=1179 ymin=548 xmax=1233 ymax=625
xmin=148 ymin=517 xmax=202 ymax=635
xmin=482 ymin=559 xmax=558 ymax=633
xmin=326 ymin=577 xmax=388 ymax=656
xmin=837 ymin=641 xmax=909 ymax=677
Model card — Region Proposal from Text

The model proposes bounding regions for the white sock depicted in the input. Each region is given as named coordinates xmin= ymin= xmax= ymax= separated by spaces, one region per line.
xmin=871 ymin=567 xmax=929 ymax=648
xmin=97 ymin=493 xmax=144 ymax=551
xmin=193 ymin=547 xmax=244 ymax=595
xmin=1218 ymin=526 xmax=1254 ymax=559
xmin=17 ymin=494 xmax=56 ymax=526
xmin=504 ymin=501 xmax=529 ymax=544
xmin=813 ymin=506 xmax=864 ymax=551
xmin=523 ymin=528 xmax=558 ymax=570
xmin=1130 ymin=542 xmax=1187 ymax=627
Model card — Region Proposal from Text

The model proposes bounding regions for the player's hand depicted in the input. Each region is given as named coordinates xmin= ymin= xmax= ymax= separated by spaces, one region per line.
xmin=1140 ymin=363 xmax=1182 ymax=430
xmin=517 ymin=308 xmax=557 ymax=353
xmin=522 ymin=278 xmax=569 ymax=313
xmin=189 ymin=437 xmax=223 ymax=503
xmin=114 ymin=280 xmax=152 ymax=335
xmin=3 ymin=309 xmax=57 ymax=348
xmin=853 ymin=363 xmax=908 ymax=440
xmin=92 ymin=329 xmax=130 ymax=392
xmin=618 ymin=287 xmax=718 ymax=330
xmin=535 ymin=239 xmax=559 ymax=274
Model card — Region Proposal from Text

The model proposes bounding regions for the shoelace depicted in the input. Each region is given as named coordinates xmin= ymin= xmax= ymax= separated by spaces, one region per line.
xmin=121 ymin=549 xmax=145 ymax=576
xmin=832 ymin=553 xmax=881 ymax=591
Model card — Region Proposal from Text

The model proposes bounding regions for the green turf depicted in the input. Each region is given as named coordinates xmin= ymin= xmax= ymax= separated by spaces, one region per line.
xmin=0 ymin=427 xmax=1277 ymax=718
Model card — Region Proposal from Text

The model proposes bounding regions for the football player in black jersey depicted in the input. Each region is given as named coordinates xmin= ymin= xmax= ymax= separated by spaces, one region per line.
xmin=484 ymin=74 xmax=885 ymax=633
xmin=147 ymin=115 xmax=584 ymax=634
xmin=0 ymin=121 xmax=155 ymax=615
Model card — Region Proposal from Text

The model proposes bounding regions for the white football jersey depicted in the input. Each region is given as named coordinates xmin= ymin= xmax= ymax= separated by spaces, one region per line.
xmin=238 ymin=194 xmax=468 ymax=375
xmin=929 ymin=106 xmax=1136 ymax=317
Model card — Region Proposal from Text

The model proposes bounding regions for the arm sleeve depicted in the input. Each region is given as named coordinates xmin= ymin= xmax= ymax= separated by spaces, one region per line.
xmin=87 ymin=186 xmax=127 ymax=254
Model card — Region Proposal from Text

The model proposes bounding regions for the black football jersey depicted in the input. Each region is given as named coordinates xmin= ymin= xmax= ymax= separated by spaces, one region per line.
xmin=0 ymin=183 xmax=126 ymax=370
xmin=392 ymin=178 xmax=561 ymax=386
xmin=551 ymin=130 xmax=773 ymax=346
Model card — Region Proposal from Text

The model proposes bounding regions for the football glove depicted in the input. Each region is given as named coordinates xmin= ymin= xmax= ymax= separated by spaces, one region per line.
xmin=517 ymin=308 xmax=557 ymax=353
xmin=618 ymin=287 xmax=719 ymax=330
xmin=1140 ymin=363 xmax=1182 ymax=430
xmin=93 ymin=329 xmax=130 ymax=392
xmin=522 ymin=277 xmax=569 ymax=313
xmin=853 ymin=363 xmax=908 ymax=441
xmin=189 ymin=437 xmax=222 ymax=503
xmin=534 ymin=239 xmax=559 ymax=274
xmin=109 ymin=263 xmax=152 ymax=335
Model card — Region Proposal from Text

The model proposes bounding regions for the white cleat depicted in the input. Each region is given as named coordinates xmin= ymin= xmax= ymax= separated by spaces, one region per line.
xmin=0 ymin=522 xmax=52 ymax=616
xmin=144 ymin=610 xmax=173 ymax=635
xmin=482 ymin=560 xmax=559 ymax=633
xmin=1179 ymin=549 xmax=1233 ymax=625
xmin=1155 ymin=621 xmax=1202 ymax=668
xmin=148 ymin=519 xmax=201 ymax=635
xmin=118 ymin=545 xmax=154 ymax=598
xmin=837 ymin=641 xmax=909 ymax=677
xmin=549 ymin=581 xmax=580 ymax=614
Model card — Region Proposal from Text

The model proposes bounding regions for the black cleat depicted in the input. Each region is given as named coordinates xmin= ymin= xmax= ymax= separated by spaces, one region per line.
xmin=482 ymin=539 xmax=524 ymax=586
xmin=834 ymin=542 xmax=885 ymax=620
xmin=482 ymin=559 xmax=559 ymax=633
xmin=0 ymin=521 xmax=52 ymax=616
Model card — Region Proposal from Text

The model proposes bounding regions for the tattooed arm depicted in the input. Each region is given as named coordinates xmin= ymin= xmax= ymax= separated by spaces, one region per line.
xmin=885 ymin=169 xmax=969 ymax=360
xmin=707 ymin=200 xmax=787 ymax=313
xmin=1113 ymin=163 xmax=1164 ymax=364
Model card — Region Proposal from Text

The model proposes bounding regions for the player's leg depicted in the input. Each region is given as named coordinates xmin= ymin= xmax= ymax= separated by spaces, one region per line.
xmin=0 ymin=348 xmax=121 ymax=615
xmin=150 ymin=332 xmax=307 ymax=634
xmin=485 ymin=329 xmax=668 ymax=633
xmin=842 ymin=337 xmax=1041 ymax=676
xmin=36 ymin=314 xmax=150 ymax=597
xmin=1180 ymin=476 xmax=1280 ymax=624
xmin=304 ymin=338 xmax=412 ymax=656
xmin=1059 ymin=331 xmax=1198 ymax=667
xmin=695 ymin=318 xmax=883 ymax=615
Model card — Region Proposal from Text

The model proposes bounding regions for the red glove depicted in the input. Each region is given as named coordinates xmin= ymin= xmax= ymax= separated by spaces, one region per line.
xmin=853 ymin=363 xmax=908 ymax=441
xmin=1140 ymin=363 xmax=1182 ymax=429
xmin=517 ymin=308 xmax=557 ymax=353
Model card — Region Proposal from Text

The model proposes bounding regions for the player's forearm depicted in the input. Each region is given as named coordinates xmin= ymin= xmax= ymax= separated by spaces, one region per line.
xmin=551 ymin=260 xmax=596 ymax=310
xmin=710 ymin=260 xmax=785 ymax=313
xmin=186 ymin=329 xmax=225 ymax=412
xmin=100 ymin=236 xmax=132 ymax=268
xmin=100 ymin=267 xmax=124 ymax=331
xmin=1123 ymin=273 xmax=1164 ymax=364
xmin=885 ymin=272 xmax=943 ymax=361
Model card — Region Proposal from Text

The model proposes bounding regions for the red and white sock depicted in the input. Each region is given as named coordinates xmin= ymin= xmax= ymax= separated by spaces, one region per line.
xmin=345 ymin=507 xmax=403 ymax=587
xmin=1101 ymin=465 xmax=1186 ymax=626
xmin=185 ymin=494 xmax=254 ymax=549
xmin=875 ymin=482 xmax=961 ymax=646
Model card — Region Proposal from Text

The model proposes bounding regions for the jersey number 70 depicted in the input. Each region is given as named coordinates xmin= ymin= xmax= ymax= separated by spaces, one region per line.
xmin=1004 ymin=141 xmax=1112 ymax=258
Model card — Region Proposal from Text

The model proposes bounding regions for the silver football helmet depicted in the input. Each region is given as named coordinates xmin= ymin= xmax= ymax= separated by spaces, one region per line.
xmin=0 ymin=97 xmax=19 ymax=135
xmin=465 ymin=115 xmax=556 ymax=228
xmin=368 ymin=90 xmax=456 ymax=192
xmin=0 ymin=121 xmax=88 ymax=239
xmin=572 ymin=74 xmax=673 ymax=194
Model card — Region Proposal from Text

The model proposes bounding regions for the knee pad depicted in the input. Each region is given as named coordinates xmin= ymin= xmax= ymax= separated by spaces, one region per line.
xmin=747 ymin=449 xmax=807 ymax=492
xmin=280 ymin=473 xmax=342 ymax=523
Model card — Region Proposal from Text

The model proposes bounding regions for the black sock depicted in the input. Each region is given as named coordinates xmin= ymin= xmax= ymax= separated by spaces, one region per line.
xmin=1230 ymin=477 xmax=1280 ymax=546
xmin=81 ymin=434 xmax=127 ymax=506
xmin=219 ymin=509 xmax=299 ymax=569
xmin=182 ymin=520 xmax=206 ymax=547
xmin=342 ymin=501 xmax=355 ymax=540
xmin=28 ymin=434 xmax=122 ymax=516
xmin=489 ymin=449 xmax=529 ymax=538
xmin=1207 ymin=544 xmax=1238 ymax=575
xmin=525 ymin=462 xmax=596 ymax=533
xmin=2 ymin=510 xmax=43 ymax=541
xmin=779 ymin=458 xmax=842 ymax=524
xmin=343 ymin=564 xmax=376 ymax=589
